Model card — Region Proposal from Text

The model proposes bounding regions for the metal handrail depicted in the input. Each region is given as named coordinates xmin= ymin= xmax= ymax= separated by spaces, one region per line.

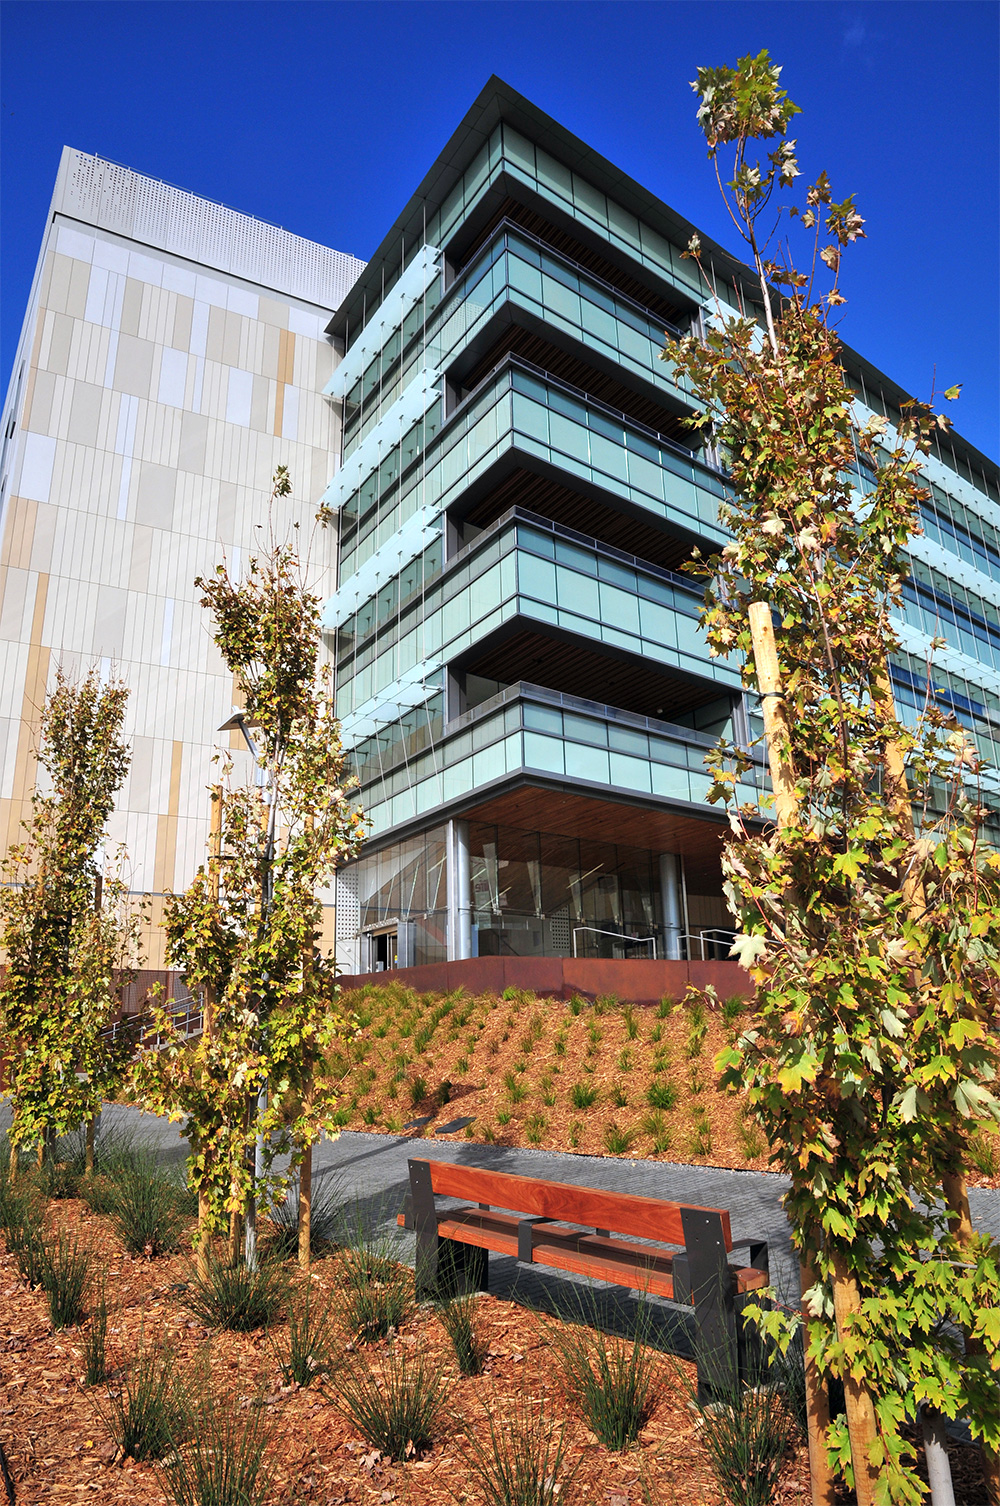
xmin=572 ymin=926 xmax=656 ymax=959
xmin=101 ymin=994 xmax=204 ymax=1050
xmin=683 ymin=928 xmax=737 ymax=961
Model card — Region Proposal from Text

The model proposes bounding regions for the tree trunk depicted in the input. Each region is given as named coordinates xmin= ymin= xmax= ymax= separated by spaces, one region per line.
xmin=195 ymin=784 xmax=223 ymax=1274
xmin=830 ymin=1254 xmax=881 ymax=1506
xmin=298 ymin=1142 xmax=312 ymax=1269
xmin=85 ymin=1115 xmax=96 ymax=1177
xmin=799 ymin=1257 xmax=836 ymax=1506
xmin=749 ymin=601 xmax=881 ymax=1506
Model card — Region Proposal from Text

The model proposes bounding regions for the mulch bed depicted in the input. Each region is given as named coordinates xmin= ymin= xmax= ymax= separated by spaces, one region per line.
xmin=0 ymin=1194 xmax=816 ymax=1506
xmin=1 ymin=1196 xmax=993 ymax=1502
xmin=332 ymin=986 xmax=1000 ymax=1191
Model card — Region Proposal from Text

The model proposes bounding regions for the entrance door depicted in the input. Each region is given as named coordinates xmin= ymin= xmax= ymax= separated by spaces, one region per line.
xmin=372 ymin=930 xmax=397 ymax=971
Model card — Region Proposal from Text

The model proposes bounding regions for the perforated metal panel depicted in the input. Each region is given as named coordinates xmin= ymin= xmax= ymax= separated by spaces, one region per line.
xmin=335 ymin=867 xmax=360 ymax=941
xmin=56 ymin=149 xmax=365 ymax=310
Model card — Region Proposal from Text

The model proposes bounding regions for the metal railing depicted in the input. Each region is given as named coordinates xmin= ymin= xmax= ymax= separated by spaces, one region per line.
xmin=683 ymin=929 xmax=737 ymax=961
xmin=101 ymin=994 xmax=204 ymax=1052
xmin=572 ymin=926 xmax=657 ymax=959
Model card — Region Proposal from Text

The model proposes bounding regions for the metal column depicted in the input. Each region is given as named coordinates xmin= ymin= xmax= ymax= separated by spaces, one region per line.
xmin=659 ymin=852 xmax=683 ymax=960
xmin=447 ymin=818 xmax=473 ymax=961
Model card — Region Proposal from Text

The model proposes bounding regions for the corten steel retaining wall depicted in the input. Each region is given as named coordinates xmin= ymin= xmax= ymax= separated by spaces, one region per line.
xmin=335 ymin=957 xmax=753 ymax=1005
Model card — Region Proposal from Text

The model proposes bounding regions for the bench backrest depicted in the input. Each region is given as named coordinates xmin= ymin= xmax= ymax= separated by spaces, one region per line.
xmin=414 ymin=1158 xmax=733 ymax=1249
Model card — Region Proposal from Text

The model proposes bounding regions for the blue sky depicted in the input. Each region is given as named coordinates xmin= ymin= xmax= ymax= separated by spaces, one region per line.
xmin=2 ymin=0 xmax=997 ymax=456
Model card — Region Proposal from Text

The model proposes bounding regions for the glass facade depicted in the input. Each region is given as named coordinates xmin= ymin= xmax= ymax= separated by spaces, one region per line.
xmin=352 ymin=826 xmax=449 ymax=969
xmin=352 ymin=681 xmax=760 ymax=838
xmin=336 ymin=512 xmax=740 ymax=725
xmin=470 ymin=824 xmax=664 ymax=959
xmin=343 ymin=819 xmax=732 ymax=966
xmin=324 ymin=83 xmax=999 ymax=972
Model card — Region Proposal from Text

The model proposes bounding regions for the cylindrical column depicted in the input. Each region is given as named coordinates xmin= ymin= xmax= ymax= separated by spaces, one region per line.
xmin=659 ymin=853 xmax=682 ymax=960
xmin=447 ymin=818 xmax=473 ymax=960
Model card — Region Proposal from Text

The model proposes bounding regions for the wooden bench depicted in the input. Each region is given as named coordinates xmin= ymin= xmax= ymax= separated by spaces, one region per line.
xmin=399 ymin=1157 xmax=769 ymax=1397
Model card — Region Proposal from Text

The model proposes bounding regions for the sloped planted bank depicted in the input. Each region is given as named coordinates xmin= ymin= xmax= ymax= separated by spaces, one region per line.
xmin=327 ymin=982 xmax=1000 ymax=1186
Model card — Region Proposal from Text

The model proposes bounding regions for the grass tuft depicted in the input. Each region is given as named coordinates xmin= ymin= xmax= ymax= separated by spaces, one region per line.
xmin=97 ymin=1332 xmax=189 ymax=1461
xmin=185 ymin=1257 xmax=287 ymax=1332
xmin=739 ymin=1118 xmax=766 ymax=1161
xmin=722 ymin=994 xmax=746 ymax=1024
xmin=694 ymin=1382 xmax=794 ymax=1506
xmin=642 ymin=1112 xmax=673 ymax=1155
xmin=458 ymin=1388 xmax=573 ymax=1504
xmin=337 ymin=1217 xmax=413 ymax=1342
xmin=969 ymin=1128 xmax=1000 ymax=1177
xmin=335 ymin=1344 xmax=444 ymax=1460
xmin=105 ymin=1161 xmax=189 ymax=1257
xmin=274 ymin=1284 xmax=339 ymax=1386
xmin=645 ymin=1081 xmax=679 ymax=1112
xmin=42 ymin=1229 xmax=90 ymax=1328
xmin=0 ymin=1177 xmax=47 ymax=1286
xmin=160 ymin=1384 xmax=275 ymax=1506
xmin=603 ymin=1122 xmax=635 ymax=1155
xmin=569 ymin=1081 xmax=599 ymax=1110
xmin=82 ymin=1279 xmax=110 ymax=1385
xmin=437 ymin=1291 xmax=488 ymax=1375
xmin=551 ymin=1306 xmax=658 ymax=1450
xmin=504 ymin=1071 xmax=529 ymax=1104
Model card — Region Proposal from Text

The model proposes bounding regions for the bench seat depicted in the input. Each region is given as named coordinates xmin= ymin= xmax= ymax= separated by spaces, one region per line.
xmin=400 ymin=1203 xmax=769 ymax=1302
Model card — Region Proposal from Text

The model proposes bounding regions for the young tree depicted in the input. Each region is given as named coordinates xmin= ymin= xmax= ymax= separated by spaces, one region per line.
xmin=665 ymin=51 xmax=1000 ymax=1505
xmin=133 ymin=467 xmax=366 ymax=1268
xmin=0 ymin=667 xmax=139 ymax=1164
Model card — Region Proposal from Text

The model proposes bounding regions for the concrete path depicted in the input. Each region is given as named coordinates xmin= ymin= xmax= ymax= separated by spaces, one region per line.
xmin=10 ymin=1100 xmax=996 ymax=1354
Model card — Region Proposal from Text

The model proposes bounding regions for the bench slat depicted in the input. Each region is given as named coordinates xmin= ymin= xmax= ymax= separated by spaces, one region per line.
xmin=420 ymin=1160 xmax=732 ymax=1248
xmin=400 ymin=1203 xmax=765 ymax=1298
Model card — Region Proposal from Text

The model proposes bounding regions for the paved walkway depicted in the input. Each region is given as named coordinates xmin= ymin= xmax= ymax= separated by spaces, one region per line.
xmin=10 ymin=1101 xmax=995 ymax=1352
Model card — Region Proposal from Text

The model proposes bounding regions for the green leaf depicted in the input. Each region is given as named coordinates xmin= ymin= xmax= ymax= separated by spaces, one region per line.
xmin=833 ymin=850 xmax=865 ymax=882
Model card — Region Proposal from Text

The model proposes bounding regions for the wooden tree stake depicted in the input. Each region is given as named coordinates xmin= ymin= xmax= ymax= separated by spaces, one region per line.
xmin=196 ymin=784 xmax=223 ymax=1282
xmin=799 ymin=1257 xmax=837 ymax=1506
xmin=298 ymin=1141 xmax=312 ymax=1269
xmin=748 ymin=600 xmax=875 ymax=1506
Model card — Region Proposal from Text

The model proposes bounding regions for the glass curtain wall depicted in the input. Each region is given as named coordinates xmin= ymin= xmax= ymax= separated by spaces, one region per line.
xmin=468 ymin=823 xmax=665 ymax=959
xmin=354 ymin=826 xmax=449 ymax=967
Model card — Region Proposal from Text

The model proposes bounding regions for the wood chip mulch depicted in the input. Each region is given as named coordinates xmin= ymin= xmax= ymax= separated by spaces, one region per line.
xmin=333 ymin=988 xmax=1000 ymax=1191
xmin=0 ymin=1195 xmax=823 ymax=1506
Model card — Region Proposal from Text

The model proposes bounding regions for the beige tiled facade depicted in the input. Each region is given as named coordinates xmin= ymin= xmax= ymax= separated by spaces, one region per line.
xmin=0 ymin=151 xmax=364 ymax=967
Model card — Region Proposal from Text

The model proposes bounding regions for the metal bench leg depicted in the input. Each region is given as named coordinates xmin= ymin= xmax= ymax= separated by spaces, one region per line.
xmin=736 ymin=1240 xmax=770 ymax=1387
xmin=438 ymin=1237 xmax=489 ymax=1297
xmin=409 ymin=1159 xmax=488 ymax=1298
xmin=681 ymin=1207 xmax=739 ymax=1403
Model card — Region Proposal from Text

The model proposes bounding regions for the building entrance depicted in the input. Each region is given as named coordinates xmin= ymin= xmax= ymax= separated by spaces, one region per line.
xmin=369 ymin=930 xmax=398 ymax=972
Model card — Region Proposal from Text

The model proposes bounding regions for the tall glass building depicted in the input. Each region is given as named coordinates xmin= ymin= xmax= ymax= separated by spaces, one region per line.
xmin=323 ymin=79 xmax=1000 ymax=976
xmin=3 ymin=83 xmax=997 ymax=988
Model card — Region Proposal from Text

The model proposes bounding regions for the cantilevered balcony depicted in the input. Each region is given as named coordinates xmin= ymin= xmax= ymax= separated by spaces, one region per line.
xmin=339 ymin=222 xmax=696 ymax=450
xmin=334 ymin=507 xmax=742 ymax=730
xmin=335 ymin=358 xmax=727 ymax=589
xmin=351 ymin=679 xmax=761 ymax=839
